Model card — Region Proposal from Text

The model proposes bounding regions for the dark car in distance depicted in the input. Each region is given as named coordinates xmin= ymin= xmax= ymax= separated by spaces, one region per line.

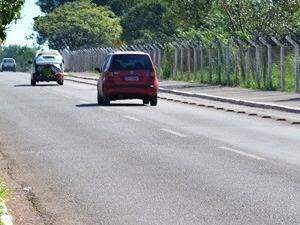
xmin=0 ymin=58 xmax=16 ymax=72
xmin=96 ymin=51 xmax=159 ymax=106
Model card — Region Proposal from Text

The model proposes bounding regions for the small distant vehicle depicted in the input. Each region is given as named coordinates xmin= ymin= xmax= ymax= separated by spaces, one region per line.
xmin=29 ymin=50 xmax=64 ymax=86
xmin=0 ymin=58 xmax=16 ymax=72
xmin=96 ymin=51 xmax=159 ymax=106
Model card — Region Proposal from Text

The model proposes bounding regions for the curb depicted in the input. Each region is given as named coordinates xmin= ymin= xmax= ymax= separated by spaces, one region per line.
xmin=65 ymin=74 xmax=300 ymax=114
xmin=66 ymin=74 xmax=98 ymax=81
xmin=159 ymin=96 xmax=300 ymax=125
xmin=159 ymin=88 xmax=300 ymax=114
xmin=0 ymin=202 xmax=13 ymax=225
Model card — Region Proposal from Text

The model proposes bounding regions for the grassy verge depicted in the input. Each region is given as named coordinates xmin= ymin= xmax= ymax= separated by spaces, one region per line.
xmin=162 ymin=62 xmax=296 ymax=92
xmin=0 ymin=181 xmax=8 ymax=225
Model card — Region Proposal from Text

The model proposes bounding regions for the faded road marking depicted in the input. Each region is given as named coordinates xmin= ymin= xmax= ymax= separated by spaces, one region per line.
xmin=161 ymin=128 xmax=187 ymax=137
xmin=101 ymin=107 xmax=112 ymax=112
xmin=123 ymin=115 xmax=141 ymax=122
xmin=80 ymin=100 xmax=90 ymax=104
xmin=219 ymin=146 xmax=266 ymax=161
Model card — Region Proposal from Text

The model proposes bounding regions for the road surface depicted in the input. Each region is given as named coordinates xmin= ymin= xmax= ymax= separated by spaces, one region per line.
xmin=0 ymin=72 xmax=299 ymax=225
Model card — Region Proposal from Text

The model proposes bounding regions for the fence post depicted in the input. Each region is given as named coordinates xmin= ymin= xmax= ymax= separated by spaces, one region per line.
xmin=180 ymin=45 xmax=184 ymax=73
xmin=249 ymin=40 xmax=261 ymax=88
xmin=153 ymin=45 xmax=158 ymax=67
xmin=193 ymin=45 xmax=198 ymax=73
xmin=199 ymin=45 xmax=204 ymax=82
xmin=286 ymin=36 xmax=300 ymax=93
xmin=216 ymin=40 xmax=222 ymax=84
xmin=235 ymin=44 xmax=242 ymax=85
xmin=173 ymin=45 xmax=178 ymax=77
xmin=157 ymin=44 xmax=162 ymax=72
xmin=259 ymin=37 xmax=273 ymax=89
xmin=208 ymin=47 xmax=213 ymax=84
xmin=187 ymin=43 xmax=191 ymax=73
xmin=224 ymin=44 xmax=232 ymax=86
xmin=271 ymin=37 xmax=286 ymax=91
xmin=237 ymin=39 xmax=249 ymax=85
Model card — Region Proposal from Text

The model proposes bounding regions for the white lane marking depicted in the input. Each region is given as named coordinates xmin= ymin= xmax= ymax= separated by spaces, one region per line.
xmin=80 ymin=100 xmax=90 ymax=104
xmin=161 ymin=128 xmax=187 ymax=137
xmin=64 ymin=95 xmax=74 ymax=100
xmin=219 ymin=146 xmax=266 ymax=161
xmin=123 ymin=115 xmax=141 ymax=122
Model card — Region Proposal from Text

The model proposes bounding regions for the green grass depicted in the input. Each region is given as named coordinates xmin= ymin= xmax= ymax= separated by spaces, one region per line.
xmin=161 ymin=60 xmax=296 ymax=92
xmin=0 ymin=181 xmax=8 ymax=222
xmin=0 ymin=182 xmax=7 ymax=201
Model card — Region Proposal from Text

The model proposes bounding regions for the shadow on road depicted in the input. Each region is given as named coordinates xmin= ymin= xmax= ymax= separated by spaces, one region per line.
xmin=275 ymin=97 xmax=300 ymax=102
xmin=76 ymin=103 xmax=145 ymax=108
xmin=14 ymin=84 xmax=59 ymax=87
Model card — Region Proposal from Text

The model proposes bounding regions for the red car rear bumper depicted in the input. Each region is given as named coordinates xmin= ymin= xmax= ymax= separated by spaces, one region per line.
xmin=103 ymin=85 xmax=158 ymax=99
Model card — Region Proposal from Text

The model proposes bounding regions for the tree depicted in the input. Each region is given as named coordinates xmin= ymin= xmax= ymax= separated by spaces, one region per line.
xmin=208 ymin=0 xmax=300 ymax=40
xmin=166 ymin=0 xmax=214 ymax=29
xmin=0 ymin=45 xmax=38 ymax=71
xmin=100 ymin=0 xmax=137 ymax=16
xmin=36 ymin=0 xmax=74 ymax=13
xmin=36 ymin=0 xmax=137 ymax=16
xmin=34 ymin=1 xmax=122 ymax=50
xmin=121 ymin=1 xmax=176 ymax=44
xmin=0 ymin=0 xmax=24 ymax=43
xmin=173 ymin=0 xmax=299 ymax=43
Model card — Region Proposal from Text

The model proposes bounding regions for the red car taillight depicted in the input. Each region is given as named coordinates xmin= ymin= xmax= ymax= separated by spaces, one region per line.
xmin=104 ymin=72 xmax=114 ymax=82
xmin=148 ymin=71 xmax=156 ymax=83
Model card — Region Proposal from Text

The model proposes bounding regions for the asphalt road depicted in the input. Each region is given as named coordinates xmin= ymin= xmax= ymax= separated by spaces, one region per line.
xmin=0 ymin=72 xmax=299 ymax=225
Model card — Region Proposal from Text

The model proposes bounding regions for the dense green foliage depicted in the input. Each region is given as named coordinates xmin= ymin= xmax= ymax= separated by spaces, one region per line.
xmin=0 ymin=0 xmax=24 ymax=43
xmin=37 ymin=0 xmax=137 ymax=15
xmin=34 ymin=1 xmax=122 ymax=50
xmin=0 ymin=45 xmax=38 ymax=72
xmin=35 ymin=0 xmax=299 ymax=48
xmin=0 ymin=181 xmax=7 ymax=201
xmin=121 ymin=1 xmax=176 ymax=43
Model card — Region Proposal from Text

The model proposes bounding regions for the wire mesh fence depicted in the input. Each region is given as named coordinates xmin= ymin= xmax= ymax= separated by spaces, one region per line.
xmin=62 ymin=36 xmax=300 ymax=92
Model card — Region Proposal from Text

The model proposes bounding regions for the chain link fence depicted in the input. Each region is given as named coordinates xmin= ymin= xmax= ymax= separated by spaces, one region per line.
xmin=62 ymin=36 xmax=300 ymax=92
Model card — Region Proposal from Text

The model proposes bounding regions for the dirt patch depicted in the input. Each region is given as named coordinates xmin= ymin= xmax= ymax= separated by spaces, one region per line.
xmin=0 ymin=142 xmax=53 ymax=225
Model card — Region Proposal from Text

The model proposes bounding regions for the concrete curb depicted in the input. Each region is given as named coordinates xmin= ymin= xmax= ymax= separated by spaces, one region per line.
xmin=0 ymin=202 xmax=13 ymax=225
xmin=65 ymin=77 xmax=96 ymax=86
xmin=65 ymin=74 xmax=300 ymax=114
xmin=67 ymin=74 xmax=98 ymax=81
xmin=159 ymin=88 xmax=300 ymax=114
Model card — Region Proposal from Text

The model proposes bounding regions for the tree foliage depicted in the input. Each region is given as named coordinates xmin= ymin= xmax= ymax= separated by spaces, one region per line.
xmin=34 ymin=1 xmax=122 ymax=50
xmin=166 ymin=0 xmax=214 ymax=29
xmin=37 ymin=0 xmax=137 ymax=16
xmin=211 ymin=0 xmax=300 ymax=40
xmin=36 ymin=0 xmax=73 ymax=13
xmin=0 ymin=0 xmax=24 ymax=43
xmin=35 ymin=0 xmax=299 ymax=47
xmin=94 ymin=0 xmax=138 ymax=16
xmin=121 ymin=1 xmax=176 ymax=43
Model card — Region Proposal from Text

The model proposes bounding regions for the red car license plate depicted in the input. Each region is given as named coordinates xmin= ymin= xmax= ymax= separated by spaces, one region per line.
xmin=125 ymin=76 xmax=139 ymax=81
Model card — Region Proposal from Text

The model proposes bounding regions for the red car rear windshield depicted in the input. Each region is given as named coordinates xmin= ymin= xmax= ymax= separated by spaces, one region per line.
xmin=111 ymin=55 xmax=153 ymax=71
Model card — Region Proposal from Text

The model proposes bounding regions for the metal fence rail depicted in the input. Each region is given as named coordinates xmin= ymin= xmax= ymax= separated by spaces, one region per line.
xmin=62 ymin=36 xmax=300 ymax=93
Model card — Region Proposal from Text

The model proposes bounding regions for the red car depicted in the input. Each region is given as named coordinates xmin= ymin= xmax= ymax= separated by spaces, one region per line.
xmin=96 ymin=52 xmax=159 ymax=106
